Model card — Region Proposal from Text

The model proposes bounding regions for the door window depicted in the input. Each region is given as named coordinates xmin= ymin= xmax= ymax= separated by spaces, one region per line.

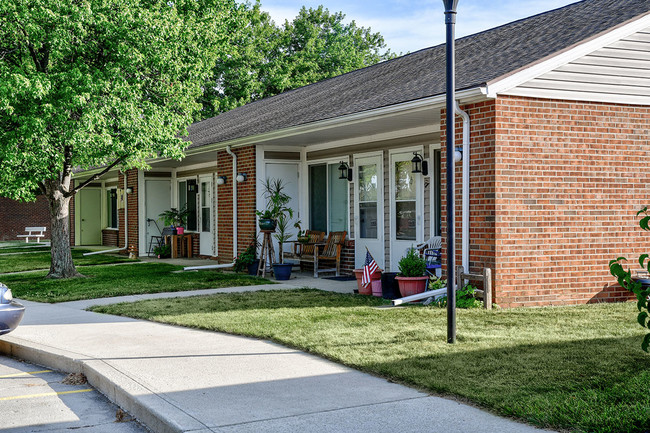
xmin=394 ymin=160 xmax=416 ymax=240
xmin=358 ymin=163 xmax=378 ymax=239
xmin=201 ymin=181 xmax=211 ymax=232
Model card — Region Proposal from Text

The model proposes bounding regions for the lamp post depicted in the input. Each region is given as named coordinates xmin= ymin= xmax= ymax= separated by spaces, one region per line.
xmin=443 ymin=0 xmax=458 ymax=344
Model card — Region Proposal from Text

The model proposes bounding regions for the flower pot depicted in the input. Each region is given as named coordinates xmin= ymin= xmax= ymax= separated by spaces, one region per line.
xmin=258 ymin=218 xmax=277 ymax=231
xmin=381 ymin=272 xmax=400 ymax=299
xmin=395 ymin=276 xmax=429 ymax=297
xmin=247 ymin=260 xmax=260 ymax=276
xmin=273 ymin=263 xmax=293 ymax=280
xmin=353 ymin=269 xmax=382 ymax=296
xmin=297 ymin=236 xmax=309 ymax=243
xmin=176 ymin=227 xmax=184 ymax=235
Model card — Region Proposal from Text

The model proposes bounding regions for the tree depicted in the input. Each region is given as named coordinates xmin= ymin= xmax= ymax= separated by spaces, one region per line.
xmin=0 ymin=0 xmax=239 ymax=278
xmin=201 ymin=3 xmax=395 ymax=118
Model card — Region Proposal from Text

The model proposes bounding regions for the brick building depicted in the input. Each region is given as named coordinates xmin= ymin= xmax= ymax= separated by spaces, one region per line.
xmin=71 ymin=0 xmax=650 ymax=307
xmin=0 ymin=196 xmax=50 ymax=242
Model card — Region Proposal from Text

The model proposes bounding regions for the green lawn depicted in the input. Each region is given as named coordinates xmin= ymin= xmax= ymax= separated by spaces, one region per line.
xmin=0 ymin=246 xmax=51 ymax=254
xmin=0 ymin=249 xmax=136 ymax=274
xmin=91 ymin=289 xmax=650 ymax=433
xmin=2 ymin=263 xmax=270 ymax=303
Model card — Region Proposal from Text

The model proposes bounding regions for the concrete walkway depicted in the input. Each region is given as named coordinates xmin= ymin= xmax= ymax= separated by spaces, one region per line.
xmin=0 ymin=283 xmax=552 ymax=433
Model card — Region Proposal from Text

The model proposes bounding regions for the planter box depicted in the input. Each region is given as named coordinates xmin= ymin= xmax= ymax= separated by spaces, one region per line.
xmin=353 ymin=269 xmax=382 ymax=296
xmin=273 ymin=263 xmax=293 ymax=280
xmin=395 ymin=276 xmax=429 ymax=297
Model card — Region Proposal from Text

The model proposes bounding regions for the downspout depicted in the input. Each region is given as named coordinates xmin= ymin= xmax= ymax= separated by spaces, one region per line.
xmin=226 ymin=145 xmax=238 ymax=257
xmin=84 ymin=173 xmax=129 ymax=256
xmin=454 ymin=101 xmax=470 ymax=275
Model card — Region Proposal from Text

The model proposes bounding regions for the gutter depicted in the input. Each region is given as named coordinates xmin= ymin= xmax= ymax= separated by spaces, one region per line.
xmin=84 ymin=173 xmax=129 ymax=256
xmin=226 ymin=146 xmax=238 ymax=257
xmin=454 ymin=101 xmax=471 ymax=277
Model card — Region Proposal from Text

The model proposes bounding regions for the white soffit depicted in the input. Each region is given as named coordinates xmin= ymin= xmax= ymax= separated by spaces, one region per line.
xmin=487 ymin=13 xmax=650 ymax=105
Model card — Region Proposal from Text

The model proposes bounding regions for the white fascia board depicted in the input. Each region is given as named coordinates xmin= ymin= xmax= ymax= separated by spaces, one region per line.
xmin=484 ymin=13 xmax=650 ymax=98
xmin=188 ymin=87 xmax=487 ymax=152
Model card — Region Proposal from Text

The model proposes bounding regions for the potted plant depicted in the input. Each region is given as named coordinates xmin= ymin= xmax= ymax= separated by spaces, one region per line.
xmin=159 ymin=206 xmax=190 ymax=234
xmin=295 ymin=220 xmax=309 ymax=243
xmin=256 ymin=178 xmax=292 ymax=232
xmin=272 ymin=213 xmax=294 ymax=280
xmin=153 ymin=243 xmax=171 ymax=259
xmin=395 ymin=247 xmax=429 ymax=297
xmin=234 ymin=237 xmax=259 ymax=275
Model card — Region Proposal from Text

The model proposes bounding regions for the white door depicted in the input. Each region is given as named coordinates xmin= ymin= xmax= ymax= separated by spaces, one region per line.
xmin=78 ymin=188 xmax=102 ymax=245
xmin=199 ymin=175 xmax=214 ymax=256
xmin=354 ymin=154 xmax=384 ymax=269
xmin=389 ymin=151 xmax=424 ymax=271
xmin=145 ymin=180 xmax=171 ymax=252
xmin=264 ymin=163 xmax=299 ymax=261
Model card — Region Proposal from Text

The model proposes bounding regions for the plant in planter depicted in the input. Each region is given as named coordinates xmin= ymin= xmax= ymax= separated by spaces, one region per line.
xmin=272 ymin=213 xmax=294 ymax=280
xmin=234 ymin=237 xmax=259 ymax=275
xmin=256 ymin=178 xmax=293 ymax=232
xmin=395 ymin=247 xmax=429 ymax=297
xmin=159 ymin=206 xmax=190 ymax=234
xmin=294 ymin=220 xmax=309 ymax=243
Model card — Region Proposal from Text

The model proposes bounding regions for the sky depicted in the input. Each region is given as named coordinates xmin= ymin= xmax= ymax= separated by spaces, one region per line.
xmin=260 ymin=0 xmax=580 ymax=54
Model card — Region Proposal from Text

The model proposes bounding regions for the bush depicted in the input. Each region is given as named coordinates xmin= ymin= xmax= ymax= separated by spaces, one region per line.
xmin=398 ymin=247 xmax=426 ymax=277
xmin=431 ymin=283 xmax=482 ymax=309
xmin=153 ymin=243 xmax=171 ymax=258
xmin=234 ymin=242 xmax=257 ymax=273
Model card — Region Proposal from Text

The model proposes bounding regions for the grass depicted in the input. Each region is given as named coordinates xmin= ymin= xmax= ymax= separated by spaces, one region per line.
xmin=2 ymin=263 xmax=270 ymax=303
xmin=0 ymin=248 xmax=136 ymax=274
xmin=91 ymin=289 xmax=650 ymax=433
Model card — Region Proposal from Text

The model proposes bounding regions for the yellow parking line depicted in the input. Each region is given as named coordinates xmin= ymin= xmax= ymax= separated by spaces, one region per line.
xmin=0 ymin=388 xmax=93 ymax=401
xmin=0 ymin=370 xmax=52 ymax=378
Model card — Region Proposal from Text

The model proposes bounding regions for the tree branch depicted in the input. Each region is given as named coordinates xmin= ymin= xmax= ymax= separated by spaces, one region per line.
xmin=66 ymin=157 xmax=126 ymax=198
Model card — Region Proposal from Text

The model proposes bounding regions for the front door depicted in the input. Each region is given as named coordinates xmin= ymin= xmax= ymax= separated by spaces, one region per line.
xmin=354 ymin=154 xmax=384 ymax=269
xmin=78 ymin=188 xmax=102 ymax=245
xmin=145 ymin=179 xmax=170 ymax=253
xmin=264 ymin=163 xmax=299 ymax=261
xmin=389 ymin=151 xmax=423 ymax=271
xmin=199 ymin=175 xmax=214 ymax=256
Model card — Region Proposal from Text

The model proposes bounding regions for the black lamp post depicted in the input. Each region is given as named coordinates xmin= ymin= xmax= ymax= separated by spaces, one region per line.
xmin=443 ymin=0 xmax=459 ymax=344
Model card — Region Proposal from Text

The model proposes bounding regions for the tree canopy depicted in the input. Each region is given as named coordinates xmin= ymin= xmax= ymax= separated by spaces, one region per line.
xmin=0 ymin=0 xmax=238 ymax=202
xmin=201 ymin=3 xmax=396 ymax=118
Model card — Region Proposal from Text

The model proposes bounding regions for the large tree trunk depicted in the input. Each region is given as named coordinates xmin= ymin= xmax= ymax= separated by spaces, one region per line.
xmin=45 ymin=179 xmax=82 ymax=279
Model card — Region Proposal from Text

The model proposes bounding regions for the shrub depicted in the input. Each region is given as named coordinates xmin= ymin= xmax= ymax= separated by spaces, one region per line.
xmin=398 ymin=247 xmax=426 ymax=277
xmin=431 ymin=283 xmax=482 ymax=309
xmin=153 ymin=243 xmax=171 ymax=258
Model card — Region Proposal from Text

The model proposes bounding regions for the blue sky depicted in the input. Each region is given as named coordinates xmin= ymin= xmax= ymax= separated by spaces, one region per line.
xmin=260 ymin=0 xmax=579 ymax=54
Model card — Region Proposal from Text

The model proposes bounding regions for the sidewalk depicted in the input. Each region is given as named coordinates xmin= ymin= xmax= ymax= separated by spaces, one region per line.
xmin=0 ymin=288 xmax=551 ymax=433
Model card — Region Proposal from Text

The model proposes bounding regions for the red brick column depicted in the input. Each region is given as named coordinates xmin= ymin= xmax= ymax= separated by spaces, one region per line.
xmin=117 ymin=169 xmax=139 ymax=255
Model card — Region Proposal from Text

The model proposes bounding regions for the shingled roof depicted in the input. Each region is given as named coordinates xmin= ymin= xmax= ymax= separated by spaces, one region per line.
xmin=187 ymin=0 xmax=650 ymax=148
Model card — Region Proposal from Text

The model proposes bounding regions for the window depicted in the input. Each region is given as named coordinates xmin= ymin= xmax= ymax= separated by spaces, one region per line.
xmin=106 ymin=189 xmax=118 ymax=229
xmin=178 ymin=179 xmax=197 ymax=231
xmin=309 ymin=163 xmax=349 ymax=233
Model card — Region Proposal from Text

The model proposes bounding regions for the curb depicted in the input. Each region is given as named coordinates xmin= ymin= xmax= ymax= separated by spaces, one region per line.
xmin=0 ymin=337 xmax=207 ymax=433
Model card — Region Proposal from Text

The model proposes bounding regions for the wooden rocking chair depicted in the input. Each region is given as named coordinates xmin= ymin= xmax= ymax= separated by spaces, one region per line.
xmin=313 ymin=231 xmax=347 ymax=278
xmin=293 ymin=230 xmax=325 ymax=271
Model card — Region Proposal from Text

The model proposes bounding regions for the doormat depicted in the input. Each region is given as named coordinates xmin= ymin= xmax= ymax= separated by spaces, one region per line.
xmin=323 ymin=275 xmax=357 ymax=281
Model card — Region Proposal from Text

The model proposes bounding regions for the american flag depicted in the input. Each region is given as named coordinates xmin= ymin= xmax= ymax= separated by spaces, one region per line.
xmin=361 ymin=249 xmax=379 ymax=287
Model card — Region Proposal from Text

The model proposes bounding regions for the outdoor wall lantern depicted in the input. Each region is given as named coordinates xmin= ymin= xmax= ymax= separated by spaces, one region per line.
xmin=411 ymin=152 xmax=428 ymax=176
xmin=454 ymin=147 xmax=463 ymax=163
xmin=338 ymin=161 xmax=352 ymax=181
xmin=125 ymin=187 xmax=133 ymax=194
xmin=216 ymin=176 xmax=227 ymax=185
xmin=236 ymin=173 xmax=247 ymax=183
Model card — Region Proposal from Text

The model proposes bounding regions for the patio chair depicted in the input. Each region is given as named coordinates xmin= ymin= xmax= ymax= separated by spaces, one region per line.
xmin=417 ymin=236 xmax=442 ymax=279
xmin=293 ymin=230 xmax=325 ymax=271
xmin=313 ymin=231 xmax=347 ymax=278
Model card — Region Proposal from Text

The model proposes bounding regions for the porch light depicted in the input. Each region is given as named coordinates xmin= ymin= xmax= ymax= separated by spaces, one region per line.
xmin=454 ymin=147 xmax=463 ymax=162
xmin=411 ymin=152 xmax=428 ymax=176
xmin=125 ymin=187 xmax=133 ymax=194
xmin=338 ymin=161 xmax=352 ymax=181
xmin=216 ymin=176 xmax=227 ymax=185
xmin=236 ymin=173 xmax=247 ymax=183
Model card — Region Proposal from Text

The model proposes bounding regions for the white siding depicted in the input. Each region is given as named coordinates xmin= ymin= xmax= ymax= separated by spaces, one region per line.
xmin=504 ymin=26 xmax=650 ymax=105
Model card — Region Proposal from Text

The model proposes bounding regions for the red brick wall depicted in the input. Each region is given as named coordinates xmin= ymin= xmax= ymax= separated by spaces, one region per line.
xmin=216 ymin=145 xmax=257 ymax=262
xmin=493 ymin=96 xmax=648 ymax=307
xmin=0 ymin=196 xmax=51 ymax=241
xmin=118 ymin=170 xmax=139 ymax=255
xmin=440 ymin=100 xmax=498 ymax=294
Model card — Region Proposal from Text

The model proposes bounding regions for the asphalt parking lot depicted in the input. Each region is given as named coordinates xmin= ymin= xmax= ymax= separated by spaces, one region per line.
xmin=0 ymin=356 xmax=146 ymax=432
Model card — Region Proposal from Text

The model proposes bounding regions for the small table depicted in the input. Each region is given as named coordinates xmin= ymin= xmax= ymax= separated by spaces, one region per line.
xmin=165 ymin=234 xmax=193 ymax=259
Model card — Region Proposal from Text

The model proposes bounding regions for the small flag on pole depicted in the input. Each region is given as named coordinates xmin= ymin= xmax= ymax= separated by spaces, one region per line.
xmin=361 ymin=249 xmax=379 ymax=287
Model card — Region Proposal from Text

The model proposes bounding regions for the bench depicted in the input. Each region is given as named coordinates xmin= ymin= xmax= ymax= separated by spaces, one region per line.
xmin=16 ymin=226 xmax=47 ymax=243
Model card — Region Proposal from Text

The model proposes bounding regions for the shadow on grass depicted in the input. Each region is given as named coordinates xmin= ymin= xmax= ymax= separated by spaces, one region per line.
xmin=364 ymin=335 xmax=650 ymax=433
